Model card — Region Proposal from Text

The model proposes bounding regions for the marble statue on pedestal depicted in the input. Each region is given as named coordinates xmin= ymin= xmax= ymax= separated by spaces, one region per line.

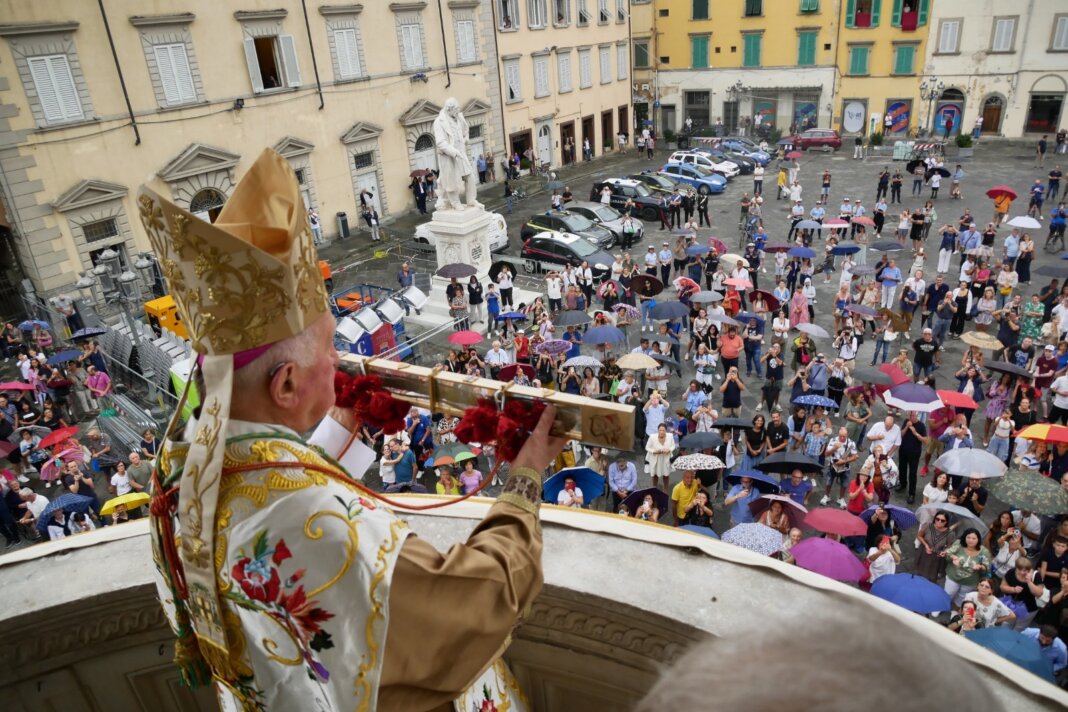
xmin=433 ymin=98 xmax=483 ymax=212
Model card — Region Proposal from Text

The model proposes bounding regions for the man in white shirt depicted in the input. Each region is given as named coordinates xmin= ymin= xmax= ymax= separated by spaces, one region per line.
xmin=545 ymin=272 xmax=563 ymax=312
xmin=903 ymin=270 xmax=926 ymax=303
xmin=610 ymin=256 xmax=624 ymax=282
xmin=851 ymin=199 xmax=866 ymax=238
xmin=789 ymin=181 xmax=802 ymax=203
xmin=484 ymin=341 xmax=512 ymax=379
xmin=1051 ymin=373 xmax=1068 ymax=424
xmin=1012 ymin=509 xmax=1042 ymax=555
xmin=839 ymin=198 xmax=854 ymax=220
xmin=556 ymin=476 xmax=584 ymax=508
xmin=17 ymin=488 xmax=48 ymax=527
xmin=1052 ymin=297 xmax=1068 ymax=341
xmin=787 ymin=200 xmax=805 ymax=239
xmin=16 ymin=353 xmax=32 ymax=382
xmin=631 ymin=337 xmax=653 ymax=355
xmin=561 ymin=264 xmax=578 ymax=289
xmin=644 ymin=246 xmax=658 ymax=275
xmin=865 ymin=415 xmax=902 ymax=457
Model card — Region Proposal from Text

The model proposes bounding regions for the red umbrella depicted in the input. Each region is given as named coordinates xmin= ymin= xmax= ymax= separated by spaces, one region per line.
xmin=723 ymin=277 xmax=752 ymax=289
xmin=875 ymin=363 xmax=911 ymax=394
xmin=851 ymin=216 xmax=875 ymax=226
xmin=448 ymin=330 xmax=484 ymax=346
xmin=497 ymin=363 xmax=535 ymax=382
xmin=0 ymin=381 xmax=34 ymax=391
xmin=0 ymin=442 xmax=16 ymax=458
xmin=937 ymin=389 xmax=977 ymax=410
xmin=986 ymin=186 xmax=1018 ymax=200
xmin=823 ymin=218 xmax=849 ymax=228
xmin=748 ymin=289 xmax=781 ymax=312
xmin=707 ymin=237 xmax=727 ymax=254
xmin=39 ymin=426 xmax=80 ymax=450
xmin=410 ymin=168 xmax=430 ymax=178
xmin=674 ymin=276 xmax=700 ymax=294
xmin=749 ymin=494 xmax=808 ymax=529
xmin=786 ymin=151 xmax=802 ymax=159
xmin=802 ymin=507 xmax=868 ymax=537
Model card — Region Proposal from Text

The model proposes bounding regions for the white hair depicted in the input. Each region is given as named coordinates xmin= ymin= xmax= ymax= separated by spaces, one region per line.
xmin=635 ymin=611 xmax=1000 ymax=712
xmin=232 ymin=321 xmax=325 ymax=394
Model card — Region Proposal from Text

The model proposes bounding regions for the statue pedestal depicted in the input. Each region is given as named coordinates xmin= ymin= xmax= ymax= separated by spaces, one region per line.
xmin=405 ymin=207 xmax=539 ymax=332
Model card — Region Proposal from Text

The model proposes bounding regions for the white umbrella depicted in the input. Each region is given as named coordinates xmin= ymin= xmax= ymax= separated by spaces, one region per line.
xmin=1006 ymin=215 xmax=1041 ymax=230
xmin=797 ymin=323 xmax=830 ymax=339
xmin=671 ymin=453 xmax=726 ymax=471
xmin=932 ymin=448 xmax=1007 ymax=478
xmin=916 ymin=503 xmax=988 ymax=537
xmin=720 ymin=253 xmax=749 ymax=269
xmin=562 ymin=355 xmax=603 ymax=369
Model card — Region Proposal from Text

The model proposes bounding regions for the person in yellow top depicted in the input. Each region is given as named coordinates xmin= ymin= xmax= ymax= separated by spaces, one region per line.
xmin=993 ymin=193 xmax=1013 ymax=227
xmin=670 ymin=470 xmax=702 ymax=524
xmin=777 ymin=166 xmax=789 ymax=201
xmin=436 ymin=466 xmax=461 ymax=495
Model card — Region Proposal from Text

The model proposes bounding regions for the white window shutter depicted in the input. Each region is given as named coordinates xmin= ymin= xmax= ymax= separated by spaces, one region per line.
xmin=243 ymin=37 xmax=264 ymax=93
xmin=278 ymin=34 xmax=302 ymax=87
xmin=411 ymin=26 xmax=424 ymax=68
xmin=334 ymin=29 xmax=352 ymax=77
xmin=28 ymin=55 xmax=83 ymax=122
xmin=1056 ymin=16 xmax=1068 ymax=50
xmin=171 ymin=45 xmax=196 ymax=101
xmin=27 ymin=57 xmax=62 ymax=122
xmin=458 ymin=21 xmax=476 ymax=63
xmin=50 ymin=56 xmax=82 ymax=119
xmin=154 ymin=45 xmax=178 ymax=104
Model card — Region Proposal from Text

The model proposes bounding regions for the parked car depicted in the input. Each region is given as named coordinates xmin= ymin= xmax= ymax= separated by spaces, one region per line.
xmin=565 ymin=201 xmax=645 ymax=244
xmin=698 ymin=147 xmax=755 ymax=174
xmin=415 ymin=211 xmax=509 ymax=252
xmin=667 ymin=150 xmax=740 ymax=178
xmin=720 ymin=138 xmax=771 ymax=165
xmin=589 ymin=179 xmax=663 ymax=221
xmin=628 ymin=171 xmax=688 ymax=195
xmin=519 ymin=210 xmax=616 ymax=248
xmin=520 ymin=231 xmax=614 ymax=281
xmin=791 ymin=128 xmax=842 ymax=152
xmin=657 ymin=163 xmax=726 ymax=195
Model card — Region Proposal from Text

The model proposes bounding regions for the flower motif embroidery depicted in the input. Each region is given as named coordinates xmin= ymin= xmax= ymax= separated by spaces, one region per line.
xmin=229 ymin=530 xmax=335 ymax=682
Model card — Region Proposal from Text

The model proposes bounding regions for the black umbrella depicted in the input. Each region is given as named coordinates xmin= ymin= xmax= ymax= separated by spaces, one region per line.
xmin=628 ymin=274 xmax=664 ymax=296
xmin=436 ymin=263 xmax=478 ymax=279
xmin=926 ymin=166 xmax=951 ymax=179
xmin=680 ymin=431 xmax=724 ymax=450
xmin=1034 ymin=264 xmax=1068 ymax=279
xmin=649 ymin=301 xmax=691 ymax=320
xmin=554 ymin=310 xmax=592 ymax=327
xmin=714 ymin=417 xmax=753 ymax=430
xmin=756 ymin=451 xmax=823 ymax=474
xmin=853 ymin=365 xmax=895 ymax=386
xmin=906 ymin=159 xmax=924 ymax=175
xmin=986 ymin=361 xmax=1033 ymax=379
xmin=70 ymin=327 xmax=107 ymax=341
xmin=651 ymin=353 xmax=680 ymax=370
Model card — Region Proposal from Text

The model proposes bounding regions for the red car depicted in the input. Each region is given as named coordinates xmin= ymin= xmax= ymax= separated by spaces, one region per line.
xmin=791 ymin=129 xmax=842 ymax=152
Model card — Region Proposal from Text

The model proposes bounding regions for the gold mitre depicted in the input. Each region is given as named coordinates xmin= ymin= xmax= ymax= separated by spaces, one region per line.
xmin=137 ymin=148 xmax=329 ymax=357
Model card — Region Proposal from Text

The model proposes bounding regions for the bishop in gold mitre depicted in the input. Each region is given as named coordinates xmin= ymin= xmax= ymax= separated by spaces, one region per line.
xmin=139 ymin=149 xmax=565 ymax=711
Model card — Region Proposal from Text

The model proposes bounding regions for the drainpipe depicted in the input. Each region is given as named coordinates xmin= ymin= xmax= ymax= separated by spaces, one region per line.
xmin=97 ymin=0 xmax=140 ymax=145
xmin=437 ymin=0 xmax=452 ymax=88
xmin=300 ymin=0 xmax=325 ymax=110
xmin=490 ymin=1 xmax=507 ymax=152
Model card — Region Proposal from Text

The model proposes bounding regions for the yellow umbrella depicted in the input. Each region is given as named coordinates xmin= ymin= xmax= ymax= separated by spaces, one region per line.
xmin=616 ymin=353 xmax=658 ymax=369
xmin=960 ymin=331 xmax=1003 ymax=350
xmin=100 ymin=492 xmax=151 ymax=516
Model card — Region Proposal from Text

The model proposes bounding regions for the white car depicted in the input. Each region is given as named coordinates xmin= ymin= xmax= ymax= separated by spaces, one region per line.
xmin=414 ymin=211 xmax=509 ymax=252
xmin=667 ymin=150 xmax=740 ymax=178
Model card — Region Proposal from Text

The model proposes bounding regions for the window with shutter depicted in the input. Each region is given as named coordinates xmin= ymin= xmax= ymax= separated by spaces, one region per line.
xmin=153 ymin=44 xmax=197 ymax=105
xmin=690 ymin=37 xmax=709 ymax=68
xmin=692 ymin=0 xmax=709 ymax=20
xmin=744 ymin=0 xmax=762 ymax=16
xmin=634 ymin=41 xmax=649 ymax=68
xmin=505 ymin=60 xmax=522 ymax=101
xmin=599 ymin=47 xmax=611 ymax=83
xmin=558 ymin=53 xmax=572 ymax=92
xmin=534 ymin=57 xmax=549 ymax=97
xmin=617 ymin=44 xmax=627 ymax=79
xmin=991 ymin=18 xmax=1015 ymax=52
xmin=742 ymin=34 xmax=761 ymax=67
xmin=579 ymin=50 xmax=591 ymax=88
xmin=598 ymin=0 xmax=609 ymax=23
xmin=800 ymin=0 xmax=819 ymax=12
xmin=892 ymin=45 xmax=914 ymax=74
xmin=938 ymin=20 xmax=960 ymax=53
xmin=848 ymin=46 xmax=869 ymax=75
xmin=528 ymin=0 xmax=547 ymax=28
xmin=278 ymin=35 xmax=302 ymax=87
xmin=456 ymin=20 xmax=477 ymax=63
xmin=617 ymin=0 xmax=626 ymax=22
xmin=401 ymin=24 xmax=424 ymax=69
xmin=1055 ymin=16 xmax=1068 ymax=51
xmin=797 ymin=31 xmax=816 ymax=66
xmin=554 ymin=0 xmax=570 ymax=25
xmin=333 ymin=29 xmax=363 ymax=79
xmin=26 ymin=55 xmax=84 ymax=123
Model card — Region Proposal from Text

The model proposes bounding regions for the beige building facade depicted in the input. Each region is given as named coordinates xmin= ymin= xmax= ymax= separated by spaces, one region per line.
xmin=0 ymin=0 xmax=505 ymax=293
xmin=492 ymin=0 xmax=633 ymax=169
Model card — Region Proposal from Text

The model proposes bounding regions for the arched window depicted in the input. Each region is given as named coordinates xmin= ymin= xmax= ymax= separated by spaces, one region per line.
xmin=940 ymin=88 xmax=965 ymax=102
xmin=189 ymin=188 xmax=226 ymax=223
xmin=414 ymin=134 xmax=435 ymax=151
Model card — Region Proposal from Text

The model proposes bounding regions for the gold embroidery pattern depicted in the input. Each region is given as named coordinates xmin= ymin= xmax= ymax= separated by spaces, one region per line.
xmin=355 ymin=517 xmax=406 ymax=711
xmin=499 ymin=475 xmax=542 ymax=514
xmin=181 ymin=398 xmax=222 ymax=570
xmin=303 ymin=510 xmax=359 ymax=598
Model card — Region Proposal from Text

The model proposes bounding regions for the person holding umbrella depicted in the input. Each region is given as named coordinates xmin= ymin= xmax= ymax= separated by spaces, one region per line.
xmin=821 ymin=427 xmax=857 ymax=507
xmin=724 ymin=475 xmax=760 ymax=527
xmin=867 ymin=535 xmax=902 ymax=586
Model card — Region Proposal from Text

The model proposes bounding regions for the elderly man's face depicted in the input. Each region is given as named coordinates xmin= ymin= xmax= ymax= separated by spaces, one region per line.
xmin=287 ymin=313 xmax=340 ymax=433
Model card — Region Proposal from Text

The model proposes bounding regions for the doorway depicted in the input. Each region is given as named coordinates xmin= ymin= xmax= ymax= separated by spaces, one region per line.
xmin=981 ymin=95 xmax=1004 ymax=135
xmin=411 ymin=133 xmax=438 ymax=173
xmin=722 ymin=101 xmax=738 ymax=133
xmin=536 ymin=123 xmax=553 ymax=168
xmin=1026 ymin=94 xmax=1064 ymax=134
xmin=618 ymin=105 xmax=629 ymax=141
xmin=581 ymin=115 xmax=595 ymax=158
xmin=560 ymin=120 xmax=576 ymax=164
xmin=601 ymin=110 xmax=613 ymax=153
xmin=509 ymin=129 xmax=532 ymax=167
xmin=634 ymin=102 xmax=649 ymax=132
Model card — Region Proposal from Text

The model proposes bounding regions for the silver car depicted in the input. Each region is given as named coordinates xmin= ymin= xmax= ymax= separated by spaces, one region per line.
xmin=565 ymin=201 xmax=645 ymax=245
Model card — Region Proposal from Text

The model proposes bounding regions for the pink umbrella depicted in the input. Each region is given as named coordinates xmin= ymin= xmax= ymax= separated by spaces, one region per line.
xmin=0 ymin=442 xmax=16 ymax=458
xmin=723 ymin=277 xmax=752 ymax=289
xmin=749 ymin=494 xmax=808 ymax=528
xmin=674 ymin=276 xmax=700 ymax=293
xmin=0 ymin=381 xmax=34 ymax=391
xmin=851 ymin=216 xmax=875 ymax=226
xmin=790 ymin=538 xmax=868 ymax=582
xmin=448 ymin=330 xmax=484 ymax=346
xmin=802 ymin=507 xmax=868 ymax=537
xmin=822 ymin=218 xmax=849 ymax=228
xmin=786 ymin=151 xmax=802 ymax=159
xmin=707 ymin=237 xmax=727 ymax=254
xmin=534 ymin=339 xmax=571 ymax=355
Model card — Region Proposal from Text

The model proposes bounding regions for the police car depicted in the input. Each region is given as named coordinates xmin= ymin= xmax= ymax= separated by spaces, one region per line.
xmin=589 ymin=178 xmax=663 ymax=221
xmin=519 ymin=231 xmax=613 ymax=281
xmin=667 ymin=150 xmax=741 ymax=178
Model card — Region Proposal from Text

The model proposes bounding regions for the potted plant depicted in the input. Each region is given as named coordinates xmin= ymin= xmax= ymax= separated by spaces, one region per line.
xmin=664 ymin=129 xmax=676 ymax=148
xmin=869 ymin=131 xmax=884 ymax=146
xmin=954 ymin=133 xmax=974 ymax=159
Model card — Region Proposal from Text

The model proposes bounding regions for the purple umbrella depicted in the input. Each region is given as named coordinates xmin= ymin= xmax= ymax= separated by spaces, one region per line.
xmin=845 ymin=304 xmax=879 ymax=318
xmin=883 ymin=382 xmax=941 ymax=413
xmin=790 ymin=538 xmax=867 ymax=582
xmin=535 ymin=339 xmax=572 ymax=355
xmin=861 ymin=503 xmax=920 ymax=530
xmin=612 ymin=303 xmax=641 ymax=320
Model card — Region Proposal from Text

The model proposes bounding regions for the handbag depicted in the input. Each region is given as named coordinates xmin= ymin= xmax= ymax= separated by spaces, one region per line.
xmin=609 ymin=378 xmax=620 ymax=396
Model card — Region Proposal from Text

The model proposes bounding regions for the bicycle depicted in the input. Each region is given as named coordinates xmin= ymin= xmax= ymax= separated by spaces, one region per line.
xmin=1044 ymin=226 xmax=1066 ymax=253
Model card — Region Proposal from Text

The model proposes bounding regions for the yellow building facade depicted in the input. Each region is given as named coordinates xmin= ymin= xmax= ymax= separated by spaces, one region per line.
xmin=491 ymin=0 xmax=633 ymax=167
xmin=0 ymin=0 xmax=504 ymax=292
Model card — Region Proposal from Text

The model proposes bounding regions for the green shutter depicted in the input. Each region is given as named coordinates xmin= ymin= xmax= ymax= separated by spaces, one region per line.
xmin=800 ymin=0 xmax=819 ymax=11
xmin=891 ymin=0 xmax=902 ymax=27
xmin=871 ymin=0 xmax=881 ymax=27
xmin=691 ymin=37 xmax=709 ymax=68
xmin=692 ymin=0 xmax=709 ymax=20
xmin=918 ymin=0 xmax=929 ymax=26
xmin=845 ymin=0 xmax=855 ymax=28
xmin=798 ymin=32 xmax=816 ymax=65
xmin=744 ymin=35 xmax=761 ymax=67
xmin=849 ymin=46 xmax=868 ymax=75
xmin=893 ymin=45 xmax=913 ymax=74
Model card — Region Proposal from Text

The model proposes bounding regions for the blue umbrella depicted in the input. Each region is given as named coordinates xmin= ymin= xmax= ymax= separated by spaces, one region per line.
xmin=680 ymin=524 xmax=720 ymax=539
xmin=35 ymin=493 xmax=94 ymax=533
xmin=722 ymin=523 xmax=783 ymax=556
xmin=686 ymin=244 xmax=710 ymax=256
xmin=47 ymin=349 xmax=83 ymax=366
xmin=788 ymin=246 xmax=816 ymax=258
xmin=725 ymin=469 xmax=781 ymax=494
xmin=584 ymin=325 xmax=626 ymax=343
xmin=870 ymin=240 xmax=905 ymax=252
xmin=736 ymin=311 xmax=764 ymax=324
xmin=870 ymin=573 xmax=952 ymax=614
xmin=792 ymin=394 xmax=838 ymax=408
xmin=70 ymin=327 xmax=107 ymax=341
xmin=964 ymin=628 xmax=1055 ymax=682
xmin=861 ymin=503 xmax=920 ymax=530
xmin=18 ymin=320 xmax=50 ymax=331
xmin=543 ymin=466 xmax=605 ymax=507
xmin=650 ymin=301 xmax=691 ymax=320
xmin=496 ymin=311 xmax=527 ymax=321
xmin=795 ymin=220 xmax=822 ymax=231
xmin=832 ymin=242 xmax=862 ymax=255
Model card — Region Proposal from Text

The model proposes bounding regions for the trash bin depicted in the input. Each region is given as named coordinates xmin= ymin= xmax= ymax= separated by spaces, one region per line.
xmin=336 ymin=211 xmax=350 ymax=239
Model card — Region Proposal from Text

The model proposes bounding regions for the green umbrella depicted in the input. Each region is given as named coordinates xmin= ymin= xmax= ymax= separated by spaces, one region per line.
xmin=988 ymin=470 xmax=1068 ymax=516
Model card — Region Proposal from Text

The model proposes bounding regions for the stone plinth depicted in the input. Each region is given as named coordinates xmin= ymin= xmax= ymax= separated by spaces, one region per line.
xmin=429 ymin=205 xmax=495 ymax=277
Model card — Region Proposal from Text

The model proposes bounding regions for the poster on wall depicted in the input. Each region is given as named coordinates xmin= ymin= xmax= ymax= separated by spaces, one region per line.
xmin=793 ymin=102 xmax=818 ymax=131
xmin=934 ymin=103 xmax=962 ymax=136
xmin=842 ymin=101 xmax=866 ymax=133
xmin=753 ymin=99 xmax=777 ymax=128
xmin=884 ymin=100 xmax=911 ymax=134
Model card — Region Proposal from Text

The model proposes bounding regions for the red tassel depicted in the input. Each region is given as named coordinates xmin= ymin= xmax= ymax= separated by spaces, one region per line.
xmin=334 ymin=372 xmax=411 ymax=433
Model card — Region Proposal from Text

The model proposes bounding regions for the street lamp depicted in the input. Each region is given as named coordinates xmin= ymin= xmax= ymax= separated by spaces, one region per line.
xmin=919 ymin=78 xmax=944 ymax=138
